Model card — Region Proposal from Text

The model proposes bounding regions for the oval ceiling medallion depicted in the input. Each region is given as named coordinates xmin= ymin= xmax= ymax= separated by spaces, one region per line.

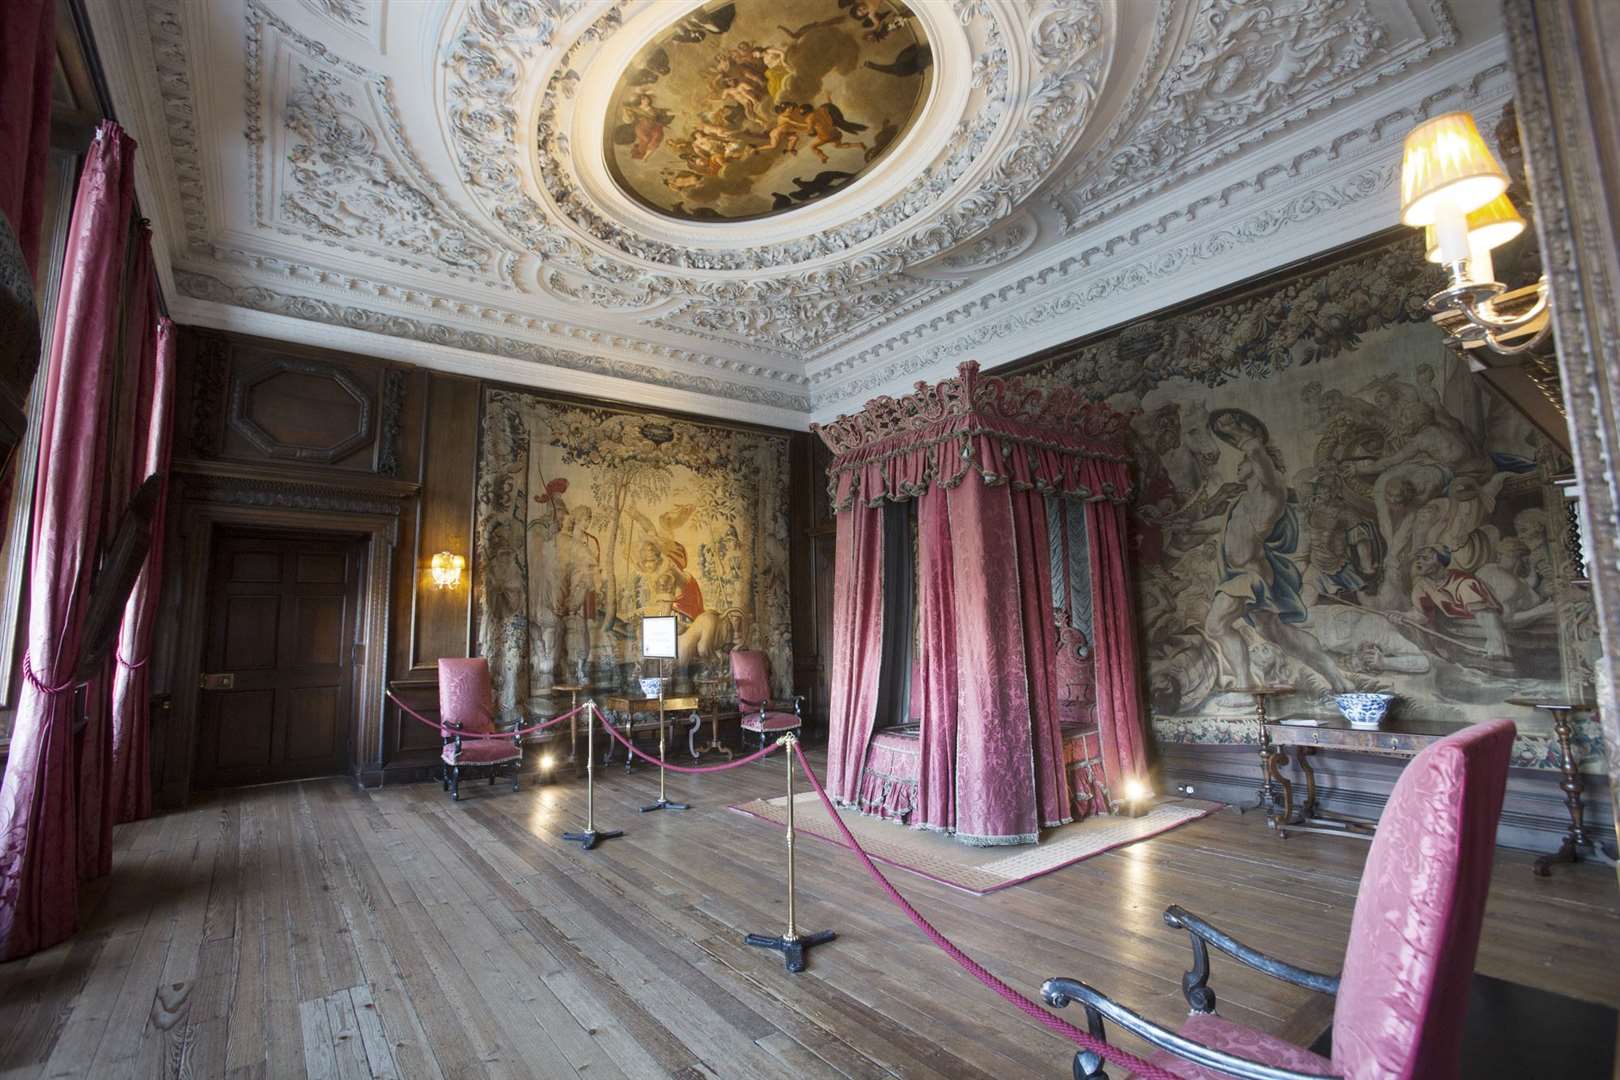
xmin=602 ymin=0 xmax=935 ymax=223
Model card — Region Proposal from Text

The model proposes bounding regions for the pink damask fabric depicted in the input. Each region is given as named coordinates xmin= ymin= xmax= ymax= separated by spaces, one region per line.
xmin=1087 ymin=499 xmax=1150 ymax=800
xmin=824 ymin=497 xmax=884 ymax=801
xmin=730 ymin=649 xmax=798 ymax=732
xmin=438 ymin=658 xmax=498 ymax=734
xmin=0 ymin=124 xmax=137 ymax=961
xmin=854 ymin=730 xmax=920 ymax=822
xmin=1148 ymin=1012 xmax=1337 ymax=1079
xmin=110 ymin=316 xmax=175 ymax=824
xmin=1330 ymin=717 xmax=1514 ymax=1079
xmin=914 ymin=484 xmax=957 ymax=833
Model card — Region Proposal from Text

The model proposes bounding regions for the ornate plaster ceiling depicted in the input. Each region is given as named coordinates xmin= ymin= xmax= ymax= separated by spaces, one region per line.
xmin=89 ymin=0 xmax=1509 ymax=427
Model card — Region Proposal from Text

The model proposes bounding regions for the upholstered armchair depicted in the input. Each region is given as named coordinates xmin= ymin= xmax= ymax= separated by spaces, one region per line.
xmin=438 ymin=658 xmax=522 ymax=801
xmin=729 ymin=649 xmax=803 ymax=751
xmin=1042 ymin=718 xmax=1515 ymax=1080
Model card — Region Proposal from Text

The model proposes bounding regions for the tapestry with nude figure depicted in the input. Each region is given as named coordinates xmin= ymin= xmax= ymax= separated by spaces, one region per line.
xmin=475 ymin=388 xmax=793 ymax=711
xmin=1026 ymin=234 xmax=1602 ymax=772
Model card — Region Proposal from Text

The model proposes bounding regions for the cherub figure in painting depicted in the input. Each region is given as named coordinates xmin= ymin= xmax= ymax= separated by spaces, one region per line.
xmin=803 ymin=102 xmax=868 ymax=162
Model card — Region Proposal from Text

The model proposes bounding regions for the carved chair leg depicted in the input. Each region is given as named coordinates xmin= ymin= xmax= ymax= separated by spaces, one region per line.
xmin=450 ymin=766 xmax=460 ymax=801
xmin=441 ymin=766 xmax=449 ymax=792
xmin=511 ymin=765 xmax=520 ymax=793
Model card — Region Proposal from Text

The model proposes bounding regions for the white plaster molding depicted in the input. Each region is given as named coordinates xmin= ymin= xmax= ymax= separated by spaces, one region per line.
xmin=809 ymin=37 xmax=1513 ymax=418
xmin=167 ymin=290 xmax=810 ymax=428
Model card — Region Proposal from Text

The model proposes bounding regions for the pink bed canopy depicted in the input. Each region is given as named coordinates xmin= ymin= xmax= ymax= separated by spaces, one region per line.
xmin=811 ymin=361 xmax=1150 ymax=846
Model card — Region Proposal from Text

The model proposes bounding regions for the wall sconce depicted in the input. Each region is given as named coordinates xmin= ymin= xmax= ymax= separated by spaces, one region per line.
xmin=429 ymin=551 xmax=465 ymax=590
xmin=1400 ymin=111 xmax=1551 ymax=356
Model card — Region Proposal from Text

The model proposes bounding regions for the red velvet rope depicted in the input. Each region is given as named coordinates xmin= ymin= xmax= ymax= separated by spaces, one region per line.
xmin=590 ymin=704 xmax=783 ymax=772
xmin=386 ymin=690 xmax=586 ymax=740
xmin=789 ymin=743 xmax=1182 ymax=1080
xmin=22 ymin=653 xmax=74 ymax=696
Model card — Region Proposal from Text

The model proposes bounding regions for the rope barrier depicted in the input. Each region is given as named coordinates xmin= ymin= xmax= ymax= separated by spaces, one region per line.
xmin=386 ymin=690 xmax=587 ymax=741
xmin=789 ymin=742 xmax=1181 ymax=1080
xmin=590 ymin=704 xmax=784 ymax=773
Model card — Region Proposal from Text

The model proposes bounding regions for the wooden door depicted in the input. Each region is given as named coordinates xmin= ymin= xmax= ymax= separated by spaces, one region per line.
xmin=194 ymin=531 xmax=362 ymax=787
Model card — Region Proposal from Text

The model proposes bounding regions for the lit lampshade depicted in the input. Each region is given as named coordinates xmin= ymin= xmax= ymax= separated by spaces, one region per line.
xmin=430 ymin=551 xmax=465 ymax=589
xmin=1400 ymin=112 xmax=1508 ymax=228
xmin=1423 ymin=193 xmax=1525 ymax=262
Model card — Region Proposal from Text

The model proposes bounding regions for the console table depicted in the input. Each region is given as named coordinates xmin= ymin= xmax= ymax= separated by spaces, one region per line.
xmin=1262 ymin=717 xmax=1461 ymax=839
xmin=601 ymin=694 xmax=702 ymax=770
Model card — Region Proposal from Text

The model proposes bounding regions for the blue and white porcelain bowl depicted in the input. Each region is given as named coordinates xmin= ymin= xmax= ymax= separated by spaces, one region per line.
xmin=1335 ymin=692 xmax=1394 ymax=729
xmin=638 ymin=677 xmax=664 ymax=699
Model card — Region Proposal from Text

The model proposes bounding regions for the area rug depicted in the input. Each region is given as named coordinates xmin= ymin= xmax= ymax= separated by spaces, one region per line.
xmin=727 ymin=793 xmax=1222 ymax=894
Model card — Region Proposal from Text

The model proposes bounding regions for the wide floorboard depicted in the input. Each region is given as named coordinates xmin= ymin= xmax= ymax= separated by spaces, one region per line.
xmin=1 ymin=750 xmax=1616 ymax=1079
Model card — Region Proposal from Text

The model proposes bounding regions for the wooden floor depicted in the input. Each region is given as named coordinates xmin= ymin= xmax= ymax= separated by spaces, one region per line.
xmin=2 ymin=750 xmax=1616 ymax=1079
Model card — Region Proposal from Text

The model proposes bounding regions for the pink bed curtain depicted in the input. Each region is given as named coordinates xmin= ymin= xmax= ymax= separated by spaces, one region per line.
xmin=1087 ymin=499 xmax=1149 ymax=797
xmin=823 ymin=489 xmax=884 ymax=800
xmin=110 ymin=315 xmax=174 ymax=824
xmin=0 ymin=124 xmax=137 ymax=961
xmin=0 ymin=0 xmax=55 ymax=276
xmin=814 ymin=361 xmax=1147 ymax=844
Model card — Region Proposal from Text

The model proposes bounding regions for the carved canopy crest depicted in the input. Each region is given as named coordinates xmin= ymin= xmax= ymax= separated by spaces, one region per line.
xmin=811 ymin=361 xmax=1135 ymax=510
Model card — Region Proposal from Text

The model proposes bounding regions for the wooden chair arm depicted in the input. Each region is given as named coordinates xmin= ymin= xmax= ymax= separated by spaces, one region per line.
xmin=1040 ymin=977 xmax=1342 ymax=1080
xmin=1164 ymin=905 xmax=1339 ymax=1013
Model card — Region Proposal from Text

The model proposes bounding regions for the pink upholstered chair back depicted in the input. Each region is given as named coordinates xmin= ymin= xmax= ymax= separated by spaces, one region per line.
xmin=730 ymin=649 xmax=771 ymax=707
xmin=438 ymin=658 xmax=497 ymax=735
xmin=1331 ymin=717 xmax=1514 ymax=1080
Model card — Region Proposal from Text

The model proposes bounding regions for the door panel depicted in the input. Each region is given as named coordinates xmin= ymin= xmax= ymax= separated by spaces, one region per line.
xmin=283 ymin=686 xmax=341 ymax=762
xmin=292 ymin=595 xmax=344 ymax=666
xmin=214 ymin=690 xmax=275 ymax=768
xmin=195 ymin=531 xmax=362 ymax=788
xmin=223 ymin=595 xmax=280 ymax=669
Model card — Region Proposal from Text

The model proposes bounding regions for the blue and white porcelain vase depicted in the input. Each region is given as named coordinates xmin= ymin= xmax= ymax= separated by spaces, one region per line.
xmin=1334 ymin=692 xmax=1394 ymax=729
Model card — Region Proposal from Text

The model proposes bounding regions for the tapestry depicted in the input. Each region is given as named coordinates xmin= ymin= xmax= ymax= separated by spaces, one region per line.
xmin=474 ymin=388 xmax=793 ymax=711
xmin=1029 ymin=235 xmax=1602 ymax=772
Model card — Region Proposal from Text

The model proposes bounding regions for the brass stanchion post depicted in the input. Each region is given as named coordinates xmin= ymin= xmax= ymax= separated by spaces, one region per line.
xmin=562 ymin=700 xmax=623 ymax=851
xmin=641 ymin=662 xmax=689 ymax=813
xmin=744 ymin=734 xmax=835 ymax=972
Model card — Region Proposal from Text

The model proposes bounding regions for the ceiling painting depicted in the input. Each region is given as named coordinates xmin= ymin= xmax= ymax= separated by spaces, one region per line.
xmin=602 ymin=0 xmax=934 ymax=222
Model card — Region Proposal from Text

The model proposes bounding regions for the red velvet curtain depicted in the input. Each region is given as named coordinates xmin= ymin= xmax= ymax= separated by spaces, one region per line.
xmin=823 ymin=488 xmax=884 ymax=801
xmin=1087 ymin=499 xmax=1149 ymax=796
xmin=0 ymin=124 xmax=137 ymax=960
xmin=111 ymin=315 xmax=173 ymax=825
xmin=0 ymin=0 xmax=55 ymax=276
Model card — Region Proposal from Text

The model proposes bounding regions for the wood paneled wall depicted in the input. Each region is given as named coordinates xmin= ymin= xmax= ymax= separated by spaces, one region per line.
xmin=149 ymin=326 xmax=825 ymax=802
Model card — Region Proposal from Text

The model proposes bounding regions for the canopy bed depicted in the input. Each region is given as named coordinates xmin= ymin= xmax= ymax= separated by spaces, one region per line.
xmin=810 ymin=361 xmax=1150 ymax=846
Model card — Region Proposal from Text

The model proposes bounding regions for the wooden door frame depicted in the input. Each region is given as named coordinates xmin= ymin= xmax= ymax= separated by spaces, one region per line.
xmin=163 ymin=500 xmax=396 ymax=805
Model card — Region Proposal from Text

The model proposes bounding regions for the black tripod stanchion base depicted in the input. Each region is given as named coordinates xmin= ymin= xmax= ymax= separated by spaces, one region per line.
xmin=639 ymin=799 xmax=691 ymax=812
xmin=561 ymin=829 xmax=624 ymax=851
xmin=744 ymin=930 xmax=836 ymax=973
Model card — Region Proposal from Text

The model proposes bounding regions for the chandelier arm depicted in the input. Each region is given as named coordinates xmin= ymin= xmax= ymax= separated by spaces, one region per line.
xmin=1482 ymin=320 xmax=1555 ymax=356
xmin=1455 ymin=276 xmax=1551 ymax=333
